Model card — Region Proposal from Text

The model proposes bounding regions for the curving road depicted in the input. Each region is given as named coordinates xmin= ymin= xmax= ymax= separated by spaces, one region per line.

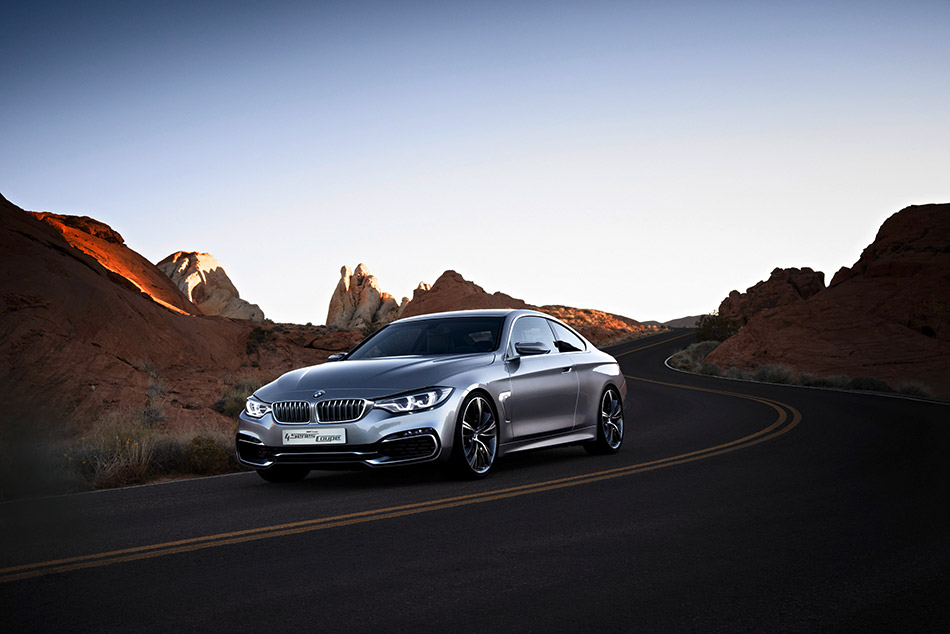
xmin=1 ymin=330 xmax=948 ymax=632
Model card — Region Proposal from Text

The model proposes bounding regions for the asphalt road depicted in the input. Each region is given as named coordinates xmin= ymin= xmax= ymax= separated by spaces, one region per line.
xmin=2 ymin=330 xmax=948 ymax=633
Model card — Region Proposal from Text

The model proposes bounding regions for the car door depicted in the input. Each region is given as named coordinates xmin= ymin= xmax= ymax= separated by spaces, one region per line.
xmin=505 ymin=316 xmax=579 ymax=439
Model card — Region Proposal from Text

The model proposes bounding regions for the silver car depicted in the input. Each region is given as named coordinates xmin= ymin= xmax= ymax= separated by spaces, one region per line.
xmin=236 ymin=309 xmax=626 ymax=482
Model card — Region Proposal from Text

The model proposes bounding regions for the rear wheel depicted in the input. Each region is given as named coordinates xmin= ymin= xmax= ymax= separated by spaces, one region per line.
xmin=448 ymin=392 xmax=499 ymax=479
xmin=257 ymin=465 xmax=310 ymax=483
xmin=584 ymin=386 xmax=624 ymax=455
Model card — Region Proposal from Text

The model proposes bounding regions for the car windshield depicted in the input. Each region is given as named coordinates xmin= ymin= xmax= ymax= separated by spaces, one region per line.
xmin=346 ymin=316 xmax=505 ymax=359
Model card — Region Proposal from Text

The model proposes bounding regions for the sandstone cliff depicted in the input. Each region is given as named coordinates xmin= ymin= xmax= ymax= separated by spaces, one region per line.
xmin=706 ymin=203 xmax=950 ymax=395
xmin=718 ymin=267 xmax=826 ymax=325
xmin=157 ymin=251 xmax=265 ymax=322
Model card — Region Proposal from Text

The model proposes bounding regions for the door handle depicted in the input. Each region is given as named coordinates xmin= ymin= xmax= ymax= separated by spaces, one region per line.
xmin=561 ymin=367 xmax=572 ymax=373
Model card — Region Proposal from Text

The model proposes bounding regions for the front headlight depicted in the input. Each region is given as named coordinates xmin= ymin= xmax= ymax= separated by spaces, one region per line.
xmin=373 ymin=387 xmax=453 ymax=414
xmin=245 ymin=395 xmax=273 ymax=419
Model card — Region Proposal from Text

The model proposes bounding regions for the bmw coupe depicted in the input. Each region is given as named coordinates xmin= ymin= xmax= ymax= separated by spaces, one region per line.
xmin=236 ymin=309 xmax=626 ymax=481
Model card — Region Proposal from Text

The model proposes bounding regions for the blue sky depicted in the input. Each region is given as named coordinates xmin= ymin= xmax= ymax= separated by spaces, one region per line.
xmin=3 ymin=0 xmax=948 ymax=324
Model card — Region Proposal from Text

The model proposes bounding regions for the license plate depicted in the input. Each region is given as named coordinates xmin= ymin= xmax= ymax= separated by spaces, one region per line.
xmin=281 ymin=428 xmax=346 ymax=445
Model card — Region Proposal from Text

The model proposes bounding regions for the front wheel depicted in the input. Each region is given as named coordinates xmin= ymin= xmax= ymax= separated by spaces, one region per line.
xmin=257 ymin=465 xmax=310 ymax=483
xmin=584 ymin=386 xmax=624 ymax=455
xmin=448 ymin=392 xmax=499 ymax=479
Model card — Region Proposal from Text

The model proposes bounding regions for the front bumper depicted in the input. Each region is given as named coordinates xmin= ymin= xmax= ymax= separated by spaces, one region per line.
xmin=235 ymin=398 xmax=458 ymax=470
xmin=236 ymin=427 xmax=441 ymax=469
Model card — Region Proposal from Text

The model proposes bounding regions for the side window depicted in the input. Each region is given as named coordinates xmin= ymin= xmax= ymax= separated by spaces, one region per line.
xmin=510 ymin=316 xmax=558 ymax=354
xmin=549 ymin=321 xmax=586 ymax=353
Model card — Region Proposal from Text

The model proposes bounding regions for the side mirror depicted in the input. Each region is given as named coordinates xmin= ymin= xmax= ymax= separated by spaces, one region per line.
xmin=327 ymin=353 xmax=346 ymax=362
xmin=514 ymin=341 xmax=550 ymax=356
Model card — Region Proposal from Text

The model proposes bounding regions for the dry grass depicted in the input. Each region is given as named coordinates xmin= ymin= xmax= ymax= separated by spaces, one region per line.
xmin=70 ymin=409 xmax=157 ymax=489
xmin=61 ymin=409 xmax=240 ymax=490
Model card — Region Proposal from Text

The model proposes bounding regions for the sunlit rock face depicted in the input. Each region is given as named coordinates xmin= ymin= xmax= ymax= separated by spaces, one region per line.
xmin=326 ymin=263 xmax=408 ymax=329
xmin=156 ymin=251 xmax=265 ymax=322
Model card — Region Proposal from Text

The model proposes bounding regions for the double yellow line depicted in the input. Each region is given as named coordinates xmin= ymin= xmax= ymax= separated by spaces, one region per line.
xmin=0 ymin=338 xmax=801 ymax=584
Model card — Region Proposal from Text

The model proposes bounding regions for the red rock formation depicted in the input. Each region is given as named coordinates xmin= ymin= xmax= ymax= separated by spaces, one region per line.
xmin=0 ymin=194 xmax=360 ymax=436
xmin=719 ymin=267 xmax=825 ymax=325
xmin=707 ymin=203 xmax=950 ymax=395
xmin=400 ymin=270 xmax=531 ymax=317
xmin=398 ymin=270 xmax=656 ymax=346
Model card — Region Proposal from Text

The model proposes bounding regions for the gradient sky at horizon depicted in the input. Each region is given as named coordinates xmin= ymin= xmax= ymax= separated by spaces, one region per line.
xmin=2 ymin=0 xmax=948 ymax=324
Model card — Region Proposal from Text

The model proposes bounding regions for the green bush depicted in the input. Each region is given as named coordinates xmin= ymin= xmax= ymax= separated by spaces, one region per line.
xmin=696 ymin=313 xmax=741 ymax=342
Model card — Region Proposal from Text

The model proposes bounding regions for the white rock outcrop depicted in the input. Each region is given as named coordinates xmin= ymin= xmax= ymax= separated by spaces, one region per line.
xmin=156 ymin=251 xmax=265 ymax=322
xmin=326 ymin=263 xmax=408 ymax=329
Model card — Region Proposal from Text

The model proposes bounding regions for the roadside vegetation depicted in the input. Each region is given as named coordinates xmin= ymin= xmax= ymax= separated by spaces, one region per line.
xmin=695 ymin=313 xmax=740 ymax=343
xmin=669 ymin=341 xmax=936 ymax=399
xmin=50 ymin=373 xmax=272 ymax=493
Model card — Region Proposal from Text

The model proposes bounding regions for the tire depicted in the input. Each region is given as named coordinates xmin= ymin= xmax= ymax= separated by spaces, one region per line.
xmin=448 ymin=392 xmax=499 ymax=479
xmin=584 ymin=386 xmax=624 ymax=455
xmin=257 ymin=465 xmax=310 ymax=483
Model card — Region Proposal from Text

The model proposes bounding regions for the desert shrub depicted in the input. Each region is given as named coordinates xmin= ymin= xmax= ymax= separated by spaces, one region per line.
xmin=754 ymin=365 xmax=797 ymax=384
xmin=75 ymin=411 xmax=157 ymax=489
xmin=668 ymin=350 xmax=696 ymax=371
xmin=148 ymin=435 xmax=187 ymax=475
xmin=825 ymin=375 xmax=851 ymax=388
xmin=897 ymin=381 xmax=934 ymax=398
xmin=696 ymin=313 xmax=741 ymax=342
xmin=143 ymin=378 xmax=167 ymax=426
xmin=669 ymin=341 xmax=720 ymax=372
xmin=214 ymin=376 xmax=266 ymax=418
xmin=845 ymin=376 xmax=894 ymax=393
xmin=725 ymin=367 xmax=753 ymax=380
xmin=246 ymin=326 xmax=277 ymax=354
xmin=699 ymin=362 xmax=722 ymax=376
xmin=136 ymin=358 xmax=163 ymax=379
xmin=799 ymin=373 xmax=822 ymax=387
xmin=184 ymin=435 xmax=230 ymax=475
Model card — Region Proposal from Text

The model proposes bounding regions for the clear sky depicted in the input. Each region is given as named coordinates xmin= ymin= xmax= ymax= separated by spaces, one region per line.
xmin=3 ymin=0 xmax=948 ymax=324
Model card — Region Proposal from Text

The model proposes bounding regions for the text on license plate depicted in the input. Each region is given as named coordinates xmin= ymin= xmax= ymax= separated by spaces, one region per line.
xmin=282 ymin=428 xmax=346 ymax=445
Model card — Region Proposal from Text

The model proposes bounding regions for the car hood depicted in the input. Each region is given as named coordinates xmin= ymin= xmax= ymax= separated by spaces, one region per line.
xmin=255 ymin=353 xmax=496 ymax=401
